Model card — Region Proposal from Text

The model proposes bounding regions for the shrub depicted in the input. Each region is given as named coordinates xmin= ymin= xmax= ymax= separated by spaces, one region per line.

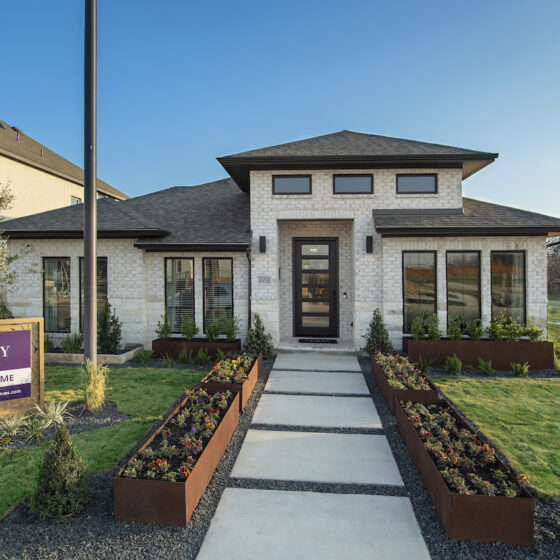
xmin=445 ymin=354 xmax=462 ymax=375
xmin=34 ymin=400 xmax=72 ymax=427
xmin=554 ymin=355 xmax=560 ymax=375
xmin=245 ymin=313 xmax=274 ymax=359
xmin=194 ymin=347 xmax=210 ymax=365
xmin=477 ymin=357 xmax=495 ymax=376
xmin=363 ymin=308 xmax=393 ymax=354
xmin=44 ymin=335 xmax=56 ymax=353
xmin=61 ymin=333 xmax=83 ymax=354
xmin=0 ymin=413 xmax=28 ymax=440
xmin=136 ymin=350 xmax=154 ymax=366
xmin=81 ymin=360 xmax=109 ymax=412
xmin=180 ymin=315 xmax=198 ymax=340
xmin=97 ymin=303 xmax=122 ymax=354
xmin=511 ymin=361 xmax=530 ymax=377
xmin=205 ymin=318 xmax=221 ymax=341
xmin=426 ymin=314 xmax=442 ymax=340
xmin=177 ymin=349 xmax=193 ymax=364
xmin=24 ymin=415 xmax=47 ymax=442
xmin=162 ymin=353 xmax=175 ymax=368
xmin=222 ymin=315 xmax=241 ymax=342
xmin=416 ymin=356 xmax=436 ymax=374
xmin=30 ymin=424 xmax=90 ymax=519
xmin=155 ymin=312 xmax=172 ymax=339
xmin=215 ymin=348 xmax=226 ymax=363
xmin=523 ymin=318 xmax=543 ymax=342
xmin=410 ymin=315 xmax=426 ymax=340
xmin=0 ymin=295 xmax=13 ymax=319
xmin=464 ymin=320 xmax=483 ymax=340
xmin=446 ymin=318 xmax=463 ymax=341
xmin=486 ymin=313 xmax=523 ymax=342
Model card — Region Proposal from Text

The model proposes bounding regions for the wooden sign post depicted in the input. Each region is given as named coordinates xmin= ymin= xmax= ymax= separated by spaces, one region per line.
xmin=0 ymin=318 xmax=44 ymax=416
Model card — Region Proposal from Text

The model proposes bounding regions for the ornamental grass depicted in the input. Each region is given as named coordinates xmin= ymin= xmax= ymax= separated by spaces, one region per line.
xmin=374 ymin=352 xmax=432 ymax=391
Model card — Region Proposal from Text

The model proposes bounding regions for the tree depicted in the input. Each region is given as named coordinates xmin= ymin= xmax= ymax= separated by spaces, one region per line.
xmin=363 ymin=308 xmax=393 ymax=354
xmin=0 ymin=183 xmax=16 ymax=318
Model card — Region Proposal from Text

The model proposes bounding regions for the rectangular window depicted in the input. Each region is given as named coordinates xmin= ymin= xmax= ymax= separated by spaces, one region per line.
xmin=403 ymin=251 xmax=437 ymax=332
xmin=79 ymin=257 xmax=108 ymax=331
xmin=272 ymin=175 xmax=311 ymax=195
xmin=333 ymin=174 xmax=373 ymax=194
xmin=446 ymin=252 xmax=481 ymax=323
xmin=43 ymin=257 xmax=71 ymax=333
xmin=397 ymin=174 xmax=437 ymax=194
xmin=165 ymin=258 xmax=195 ymax=333
xmin=203 ymin=258 xmax=233 ymax=332
xmin=71 ymin=196 xmax=81 ymax=205
xmin=491 ymin=251 xmax=526 ymax=324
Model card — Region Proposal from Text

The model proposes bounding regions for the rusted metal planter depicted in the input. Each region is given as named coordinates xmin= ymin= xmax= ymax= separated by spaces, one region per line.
xmin=114 ymin=391 xmax=240 ymax=526
xmin=200 ymin=353 xmax=262 ymax=412
xmin=152 ymin=337 xmax=242 ymax=359
xmin=403 ymin=338 xmax=554 ymax=370
xmin=394 ymin=399 xmax=534 ymax=546
xmin=370 ymin=356 xmax=438 ymax=415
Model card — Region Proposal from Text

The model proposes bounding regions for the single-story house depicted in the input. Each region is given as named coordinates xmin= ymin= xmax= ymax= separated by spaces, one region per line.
xmin=3 ymin=130 xmax=560 ymax=351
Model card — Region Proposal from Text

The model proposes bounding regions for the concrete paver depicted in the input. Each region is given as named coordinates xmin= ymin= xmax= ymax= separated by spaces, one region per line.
xmin=273 ymin=351 xmax=361 ymax=372
xmin=265 ymin=369 xmax=370 ymax=395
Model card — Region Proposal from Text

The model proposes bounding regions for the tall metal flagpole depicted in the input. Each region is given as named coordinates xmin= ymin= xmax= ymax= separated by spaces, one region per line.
xmin=84 ymin=0 xmax=97 ymax=362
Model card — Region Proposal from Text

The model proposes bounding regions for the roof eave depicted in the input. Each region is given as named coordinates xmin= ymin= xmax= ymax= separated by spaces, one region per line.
xmin=4 ymin=228 xmax=167 ymax=239
xmin=376 ymin=226 xmax=555 ymax=237
xmin=133 ymin=242 xmax=249 ymax=252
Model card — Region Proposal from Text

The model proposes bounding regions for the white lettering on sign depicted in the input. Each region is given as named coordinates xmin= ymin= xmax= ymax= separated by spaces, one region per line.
xmin=0 ymin=346 xmax=10 ymax=358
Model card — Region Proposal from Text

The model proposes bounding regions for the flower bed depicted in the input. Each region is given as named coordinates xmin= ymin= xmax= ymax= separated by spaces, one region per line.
xmin=151 ymin=337 xmax=242 ymax=360
xmin=403 ymin=339 xmax=554 ymax=370
xmin=114 ymin=388 xmax=240 ymax=526
xmin=395 ymin=399 xmax=534 ymax=546
xmin=371 ymin=352 xmax=438 ymax=415
xmin=200 ymin=353 xmax=262 ymax=412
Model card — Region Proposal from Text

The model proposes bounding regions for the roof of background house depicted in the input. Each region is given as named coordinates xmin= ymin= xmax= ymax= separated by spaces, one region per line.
xmin=373 ymin=198 xmax=560 ymax=237
xmin=2 ymin=178 xmax=250 ymax=249
xmin=218 ymin=130 xmax=499 ymax=190
xmin=0 ymin=120 xmax=128 ymax=200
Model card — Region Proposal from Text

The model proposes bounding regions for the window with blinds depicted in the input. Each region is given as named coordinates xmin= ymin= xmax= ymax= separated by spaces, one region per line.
xmin=43 ymin=257 xmax=71 ymax=333
xmin=165 ymin=258 xmax=195 ymax=333
xmin=203 ymin=258 xmax=233 ymax=332
xmin=79 ymin=257 xmax=108 ymax=331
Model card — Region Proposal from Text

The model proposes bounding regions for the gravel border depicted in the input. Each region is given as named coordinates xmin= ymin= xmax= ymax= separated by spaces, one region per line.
xmin=358 ymin=355 xmax=560 ymax=559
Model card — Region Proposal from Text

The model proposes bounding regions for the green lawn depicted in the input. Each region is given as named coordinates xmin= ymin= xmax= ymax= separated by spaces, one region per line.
xmin=0 ymin=366 xmax=205 ymax=519
xmin=433 ymin=376 xmax=560 ymax=497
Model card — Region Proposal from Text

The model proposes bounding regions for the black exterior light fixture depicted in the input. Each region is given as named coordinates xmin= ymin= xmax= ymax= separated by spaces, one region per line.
xmin=366 ymin=235 xmax=373 ymax=253
xmin=259 ymin=236 xmax=266 ymax=253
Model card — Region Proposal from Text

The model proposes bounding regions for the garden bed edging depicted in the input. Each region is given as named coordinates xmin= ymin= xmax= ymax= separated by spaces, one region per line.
xmin=45 ymin=344 xmax=144 ymax=365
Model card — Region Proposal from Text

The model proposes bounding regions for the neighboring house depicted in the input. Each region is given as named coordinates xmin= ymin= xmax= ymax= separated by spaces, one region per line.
xmin=0 ymin=120 xmax=128 ymax=219
xmin=3 ymin=130 xmax=560 ymax=351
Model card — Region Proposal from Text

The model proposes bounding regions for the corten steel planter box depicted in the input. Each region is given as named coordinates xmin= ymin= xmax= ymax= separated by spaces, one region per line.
xmin=394 ymin=399 xmax=534 ymax=546
xmin=114 ymin=390 xmax=240 ymax=527
xmin=200 ymin=353 xmax=262 ymax=412
xmin=403 ymin=338 xmax=554 ymax=370
xmin=152 ymin=337 xmax=242 ymax=359
xmin=370 ymin=356 xmax=439 ymax=415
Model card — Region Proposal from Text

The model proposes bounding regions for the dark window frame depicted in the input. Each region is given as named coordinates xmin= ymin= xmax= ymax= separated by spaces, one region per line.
xmin=164 ymin=257 xmax=195 ymax=334
xmin=402 ymin=250 xmax=437 ymax=334
xmin=42 ymin=256 xmax=71 ymax=334
xmin=70 ymin=196 xmax=81 ymax=205
xmin=490 ymin=250 xmax=527 ymax=325
xmin=396 ymin=173 xmax=438 ymax=194
xmin=202 ymin=257 xmax=234 ymax=332
xmin=332 ymin=174 xmax=373 ymax=195
xmin=445 ymin=250 xmax=481 ymax=324
xmin=272 ymin=174 xmax=312 ymax=195
xmin=79 ymin=256 xmax=108 ymax=332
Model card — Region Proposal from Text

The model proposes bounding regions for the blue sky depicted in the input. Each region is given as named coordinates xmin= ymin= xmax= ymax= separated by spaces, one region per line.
xmin=1 ymin=0 xmax=559 ymax=215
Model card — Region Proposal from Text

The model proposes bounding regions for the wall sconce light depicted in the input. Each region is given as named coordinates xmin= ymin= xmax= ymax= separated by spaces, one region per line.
xmin=259 ymin=236 xmax=266 ymax=253
xmin=366 ymin=236 xmax=373 ymax=253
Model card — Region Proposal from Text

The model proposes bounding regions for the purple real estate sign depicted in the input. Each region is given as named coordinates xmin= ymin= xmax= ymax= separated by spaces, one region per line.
xmin=0 ymin=330 xmax=31 ymax=402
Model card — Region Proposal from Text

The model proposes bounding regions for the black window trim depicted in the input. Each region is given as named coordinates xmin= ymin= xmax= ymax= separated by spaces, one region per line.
xmin=272 ymin=174 xmax=312 ymax=195
xmin=164 ymin=256 xmax=195 ymax=334
xmin=490 ymin=250 xmax=527 ymax=326
xmin=445 ymin=250 xmax=481 ymax=325
xmin=396 ymin=173 xmax=438 ymax=194
xmin=202 ymin=257 xmax=234 ymax=333
xmin=332 ymin=173 xmax=373 ymax=195
xmin=42 ymin=256 xmax=72 ymax=334
xmin=402 ymin=250 xmax=438 ymax=334
xmin=79 ymin=256 xmax=108 ymax=333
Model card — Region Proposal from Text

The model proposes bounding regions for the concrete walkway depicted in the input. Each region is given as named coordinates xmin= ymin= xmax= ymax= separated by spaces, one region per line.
xmin=197 ymin=352 xmax=431 ymax=560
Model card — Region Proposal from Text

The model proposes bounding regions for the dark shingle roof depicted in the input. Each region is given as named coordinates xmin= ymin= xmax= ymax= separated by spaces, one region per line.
xmin=373 ymin=198 xmax=560 ymax=236
xmin=2 ymin=178 xmax=250 ymax=248
xmin=0 ymin=120 xmax=128 ymax=200
xmin=219 ymin=130 xmax=498 ymax=190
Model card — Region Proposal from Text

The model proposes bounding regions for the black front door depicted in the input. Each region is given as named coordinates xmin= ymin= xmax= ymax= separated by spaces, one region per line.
xmin=293 ymin=238 xmax=338 ymax=337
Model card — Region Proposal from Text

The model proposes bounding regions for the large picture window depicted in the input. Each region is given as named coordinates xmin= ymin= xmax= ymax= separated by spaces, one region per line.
xmin=165 ymin=258 xmax=195 ymax=333
xmin=397 ymin=174 xmax=437 ymax=194
xmin=272 ymin=175 xmax=311 ymax=195
xmin=43 ymin=257 xmax=71 ymax=333
xmin=491 ymin=251 xmax=526 ymax=324
xmin=203 ymin=258 xmax=233 ymax=332
xmin=403 ymin=251 xmax=437 ymax=332
xmin=333 ymin=174 xmax=373 ymax=194
xmin=446 ymin=252 xmax=481 ymax=323
xmin=79 ymin=257 xmax=108 ymax=332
